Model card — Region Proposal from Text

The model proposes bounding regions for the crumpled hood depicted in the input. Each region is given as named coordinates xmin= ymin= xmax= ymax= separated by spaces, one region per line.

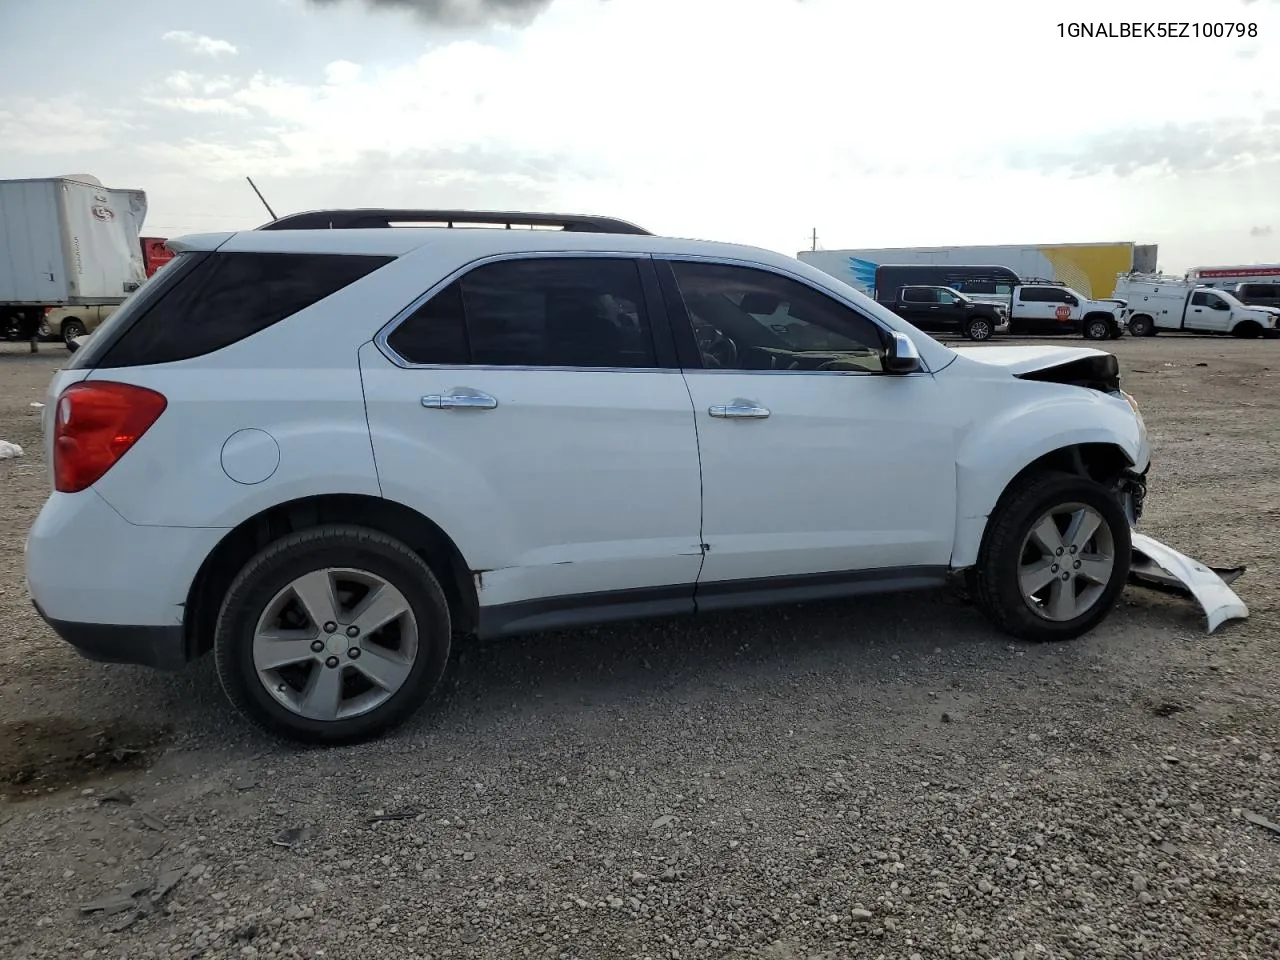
xmin=950 ymin=344 xmax=1109 ymax=376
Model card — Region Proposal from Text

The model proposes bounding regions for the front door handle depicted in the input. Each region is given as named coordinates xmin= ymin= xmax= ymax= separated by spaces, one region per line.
xmin=422 ymin=391 xmax=498 ymax=411
xmin=709 ymin=401 xmax=770 ymax=419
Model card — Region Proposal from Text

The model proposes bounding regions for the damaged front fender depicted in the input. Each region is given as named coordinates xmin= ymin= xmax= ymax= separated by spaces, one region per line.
xmin=1127 ymin=532 xmax=1249 ymax=633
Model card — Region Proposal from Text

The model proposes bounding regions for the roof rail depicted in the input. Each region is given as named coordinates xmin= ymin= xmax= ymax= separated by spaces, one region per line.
xmin=258 ymin=208 xmax=652 ymax=235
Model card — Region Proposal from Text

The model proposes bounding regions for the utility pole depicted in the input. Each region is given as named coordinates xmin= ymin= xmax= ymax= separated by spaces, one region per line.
xmin=810 ymin=228 xmax=818 ymax=252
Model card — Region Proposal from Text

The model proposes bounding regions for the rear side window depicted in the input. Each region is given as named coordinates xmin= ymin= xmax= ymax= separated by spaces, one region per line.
xmin=95 ymin=252 xmax=393 ymax=368
xmin=385 ymin=257 xmax=658 ymax=369
xmin=901 ymin=287 xmax=934 ymax=303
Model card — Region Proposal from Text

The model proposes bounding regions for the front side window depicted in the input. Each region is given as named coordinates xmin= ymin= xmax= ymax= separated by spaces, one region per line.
xmin=669 ymin=261 xmax=886 ymax=373
xmin=386 ymin=257 xmax=657 ymax=368
xmin=936 ymin=289 xmax=960 ymax=304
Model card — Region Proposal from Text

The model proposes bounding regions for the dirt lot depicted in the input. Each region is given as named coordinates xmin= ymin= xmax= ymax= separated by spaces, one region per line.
xmin=1 ymin=335 xmax=1277 ymax=960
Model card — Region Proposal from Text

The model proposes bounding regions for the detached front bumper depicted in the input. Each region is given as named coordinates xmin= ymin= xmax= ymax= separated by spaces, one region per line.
xmin=1116 ymin=465 xmax=1248 ymax=632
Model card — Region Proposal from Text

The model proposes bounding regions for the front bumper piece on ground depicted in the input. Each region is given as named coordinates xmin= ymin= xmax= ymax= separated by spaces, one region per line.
xmin=1127 ymin=532 xmax=1249 ymax=633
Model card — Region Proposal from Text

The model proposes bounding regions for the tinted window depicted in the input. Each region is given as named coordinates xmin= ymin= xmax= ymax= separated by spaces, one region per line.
xmin=901 ymin=287 xmax=934 ymax=303
xmin=385 ymin=281 xmax=469 ymax=365
xmin=1191 ymin=292 xmax=1211 ymax=307
xmin=97 ymin=252 xmax=392 ymax=368
xmin=387 ymin=257 xmax=656 ymax=368
xmin=1018 ymin=287 xmax=1049 ymax=302
xmin=670 ymin=261 xmax=886 ymax=373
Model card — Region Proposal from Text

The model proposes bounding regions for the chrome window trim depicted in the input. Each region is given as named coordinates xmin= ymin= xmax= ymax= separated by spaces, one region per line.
xmin=374 ymin=249 xmax=931 ymax=376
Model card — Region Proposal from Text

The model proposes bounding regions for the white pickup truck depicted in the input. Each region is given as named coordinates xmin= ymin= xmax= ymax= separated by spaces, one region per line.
xmin=1115 ymin=275 xmax=1280 ymax=338
xmin=1005 ymin=283 xmax=1126 ymax=340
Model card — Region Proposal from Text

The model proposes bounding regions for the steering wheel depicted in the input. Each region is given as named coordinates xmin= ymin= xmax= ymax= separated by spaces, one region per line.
xmin=701 ymin=333 xmax=738 ymax=369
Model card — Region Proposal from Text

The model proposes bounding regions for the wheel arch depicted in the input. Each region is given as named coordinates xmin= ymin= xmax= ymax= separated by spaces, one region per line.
xmin=952 ymin=430 xmax=1141 ymax=569
xmin=184 ymin=493 xmax=478 ymax=660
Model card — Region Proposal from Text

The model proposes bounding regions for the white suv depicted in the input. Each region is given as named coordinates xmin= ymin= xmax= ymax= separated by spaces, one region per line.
xmin=26 ymin=209 xmax=1152 ymax=744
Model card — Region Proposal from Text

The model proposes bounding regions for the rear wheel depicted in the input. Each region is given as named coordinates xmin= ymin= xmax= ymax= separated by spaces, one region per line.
xmin=61 ymin=319 xmax=86 ymax=345
xmin=1128 ymin=314 xmax=1155 ymax=337
xmin=963 ymin=316 xmax=994 ymax=341
xmin=213 ymin=525 xmax=452 ymax=744
xmin=968 ymin=472 xmax=1131 ymax=642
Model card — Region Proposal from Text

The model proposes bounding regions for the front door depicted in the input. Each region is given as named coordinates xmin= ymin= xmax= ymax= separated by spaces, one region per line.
xmin=1188 ymin=291 xmax=1233 ymax=332
xmin=359 ymin=255 xmax=705 ymax=619
xmin=658 ymin=259 xmax=958 ymax=598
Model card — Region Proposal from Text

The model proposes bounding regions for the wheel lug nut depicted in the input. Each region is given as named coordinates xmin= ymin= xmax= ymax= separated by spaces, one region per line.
xmin=1051 ymin=564 xmax=1059 ymax=572
xmin=323 ymin=621 xmax=337 ymax=634
xmin=1073 ymin=560 xmax=1081 ymax=569
xmin=310 ymin=640 xmax=324 ymax=653
xmin=346 ymin=625 xmax=360 ymax=638
xmin=1056 ymin=548 xmax=1064 ymax=556
xmin=1061 ymin=572 xmax=1070 ymax=581
xmin=325 ymin=656 xmax=339 ymax=668
xmin=347 ymin=647 xmax=361 ymax=659
xmin=1069 ymin=545 xmax=1078 ymax=554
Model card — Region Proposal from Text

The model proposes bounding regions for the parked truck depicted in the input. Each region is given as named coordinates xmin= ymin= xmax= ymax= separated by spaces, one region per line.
xmin=1115 ymin=274 xmax=1280 ymax=338
xmin=0 ymin=175 xmax=148 ymax=348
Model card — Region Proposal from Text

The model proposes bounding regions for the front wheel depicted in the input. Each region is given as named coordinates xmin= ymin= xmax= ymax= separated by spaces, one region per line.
xmin=963 ymin=317 xmax=994 ymax=341
xmin=1232 ymin=321 xmax=1263 ymax=339
xmin=968 ymin=472 xmax=1131 ymax=642
xmin=1083 ymin=317 xmax=1111 ymax=340
xmin=213 ymin=525 xmax=453 ymax=744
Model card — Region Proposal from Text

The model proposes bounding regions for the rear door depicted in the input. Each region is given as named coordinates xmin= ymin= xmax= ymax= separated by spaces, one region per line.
xmin=897 ymin=286 xmax=936 ymax=325
xmin=359 ymin=254 xmax=705 ymax=623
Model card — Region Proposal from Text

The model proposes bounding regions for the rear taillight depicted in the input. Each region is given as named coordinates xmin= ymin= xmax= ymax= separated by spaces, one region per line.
xmin=53 ymin=382 xmax=167 ymax=493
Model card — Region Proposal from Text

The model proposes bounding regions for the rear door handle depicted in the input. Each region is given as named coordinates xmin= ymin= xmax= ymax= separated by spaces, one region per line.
xmin=421 ymin=390 xmax=498 ymax=410
xmin=709 ymin=401 xmax=770 ymax=419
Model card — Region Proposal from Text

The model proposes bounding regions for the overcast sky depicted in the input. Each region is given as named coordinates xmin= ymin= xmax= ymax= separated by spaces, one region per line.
xmin=2 ymin=0 xmax=1278 ymax=271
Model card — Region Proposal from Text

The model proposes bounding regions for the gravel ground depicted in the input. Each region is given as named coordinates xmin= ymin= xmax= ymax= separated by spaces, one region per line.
xmin=1 ymin=335 xmax=1278 ymax=960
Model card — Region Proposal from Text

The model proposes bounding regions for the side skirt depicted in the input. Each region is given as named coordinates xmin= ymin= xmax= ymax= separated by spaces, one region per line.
xmin=476 ymin=566 xmax=951 ymax=640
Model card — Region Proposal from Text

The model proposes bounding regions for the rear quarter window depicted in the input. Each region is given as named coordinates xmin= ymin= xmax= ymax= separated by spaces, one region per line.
xmin=91 ymin=251 xmax=394 ymax=368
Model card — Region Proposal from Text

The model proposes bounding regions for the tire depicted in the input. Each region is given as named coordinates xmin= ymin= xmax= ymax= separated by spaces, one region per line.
xmin=1232 ymin=321 xmax=1262 ymax=339
xmin=213 ymin=525 xmax=453 ymax=745
xmin=61 ymin=319 xmax=86 ymax=345
xmin=963 ymin=316 xmax=994 ymax=341
xmin=967 ymin=472 xmax=1131 ymax=643
xmin=1082 ymin=316 xmax=1110 ymax=340
xmin=1128 ymin=314 xmax=1155 ymax=337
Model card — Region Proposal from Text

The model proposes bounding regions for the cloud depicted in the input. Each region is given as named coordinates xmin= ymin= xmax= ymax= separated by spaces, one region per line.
xmin=145 ymin=97 xmax=251 ymax=117
xmin=161 ymin=30 xmax=238 ymax=57
xmin=0 ymin=97 xmax=135 ymax=155
xmin=306 ymin=0 xmax=562 ymax=27
xmin=1015 ymin=116 xmax=1280 ymax=178
xmin=1251 ymin=225 xmax=1274 ymax=237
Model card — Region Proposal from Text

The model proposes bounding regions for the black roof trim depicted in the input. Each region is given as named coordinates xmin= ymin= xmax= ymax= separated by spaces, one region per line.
xmin=258 ymin=209 xmax=652 ymax=235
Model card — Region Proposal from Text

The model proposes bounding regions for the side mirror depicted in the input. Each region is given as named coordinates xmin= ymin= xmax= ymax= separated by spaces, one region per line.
xmin=65 ymin=337 xmax=80 ymax=354
xmin=885 ymin=331 xmax=921 ymax=374
xmin=1065 ymin=296 xmax=1079 ymax=306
